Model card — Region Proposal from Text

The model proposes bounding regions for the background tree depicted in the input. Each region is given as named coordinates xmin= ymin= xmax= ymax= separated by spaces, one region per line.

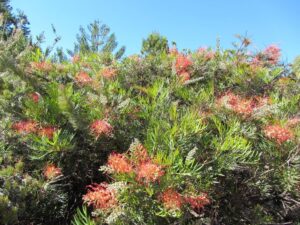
xmin=0 ymin=0 xmax=29 ymax=39
xmin=71 ymin=20 xmax=125 ymax=59
xmin=141 ymin=32 xmax=169 ymax=55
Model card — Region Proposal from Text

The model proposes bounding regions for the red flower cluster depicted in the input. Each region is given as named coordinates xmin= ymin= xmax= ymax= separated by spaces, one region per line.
xmin=217 ymin=92 xmax=269 ymax=117
xmin=90 ymin=120 xmax=113 ymax=138
xmin=12 ymin=120 xmax=57 ymax=139
xmin=107 ymin=153 xmax=133 ymax=174
xmin=12 ymin=120 xmax=38 ymax=134
xmin=264 ymin=125 xmax=293 ymax=144
xmin=136 ymin=161 xmax=165 ymax=184
xmin=263 ymin=45 xmax=281 ymax=65
xmin=31 ymin=61 xmax=53 ymax=72
xmin=185 ymin=193 xmax=210 ymax=210
xmin=83 ymin=183 xmax=117 ymax=210
xmin=160 ymin=188 xmax=183 ymax=210
xmin=175 ymin=54 xmax=192 ymax=82
xmin=38 ymin=126 xmax=56 ymax=139
xmin=75 ymin=71 xmax=93 ymax=86
xmin=101 ymin=67 xmax=117 ymax=79
xmin=43 ymin=164 xmax=62 ymax=180
xmin=29 ymin=92 xmax=40 ymax=103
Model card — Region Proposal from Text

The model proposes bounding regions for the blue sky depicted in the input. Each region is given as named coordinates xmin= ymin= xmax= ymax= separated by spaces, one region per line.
xmin=11 ymin=0 xmax=300 ymax=62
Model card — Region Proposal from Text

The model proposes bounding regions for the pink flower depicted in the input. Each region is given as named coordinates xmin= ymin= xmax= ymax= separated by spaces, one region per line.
xmin=178 ymin=72 xmax=190 ymax=83
xmin=263 ymin=45 xmax=281 ymax=65
xmin=287 ymin=117 xmax=300 ymax=128
xmin=198 ymin=47 xmax=215 ymax=60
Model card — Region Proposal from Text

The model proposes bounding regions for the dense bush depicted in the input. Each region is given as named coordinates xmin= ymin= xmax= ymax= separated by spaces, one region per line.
xmin=1 ymin=10 xmax=300 ymax=225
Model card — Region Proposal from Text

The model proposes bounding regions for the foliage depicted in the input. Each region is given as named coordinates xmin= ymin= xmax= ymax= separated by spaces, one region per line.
xmin=0 ymin=7 xmax=300 ymax=225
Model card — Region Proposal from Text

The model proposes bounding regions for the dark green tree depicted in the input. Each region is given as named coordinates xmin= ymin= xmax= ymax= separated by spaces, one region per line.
xmin=72 ymin=20 xmax=125 ymax=59
xmin=141 ymin=32 xmax=169 ymax=55
xmin=0 ymin=0 xmax=30 ymax=39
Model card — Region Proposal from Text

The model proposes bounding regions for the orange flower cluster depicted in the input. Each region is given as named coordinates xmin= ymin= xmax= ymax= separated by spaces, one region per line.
xmin=12 ymin=120 xmax=56 ymax=139
xmin=175 ymin=54 xmax=192 ymax=82
xmin=184 ymin=193 xmax=210 ymax=210
xmin=31 ymin=61 xmax=53 ymax=72
xmin=12 ymin=120 xmax=38 ymax=134
xmin=217 ymin=92 xmax=269 ymax=117
xmin=264 ymin=125 xmax=293 ymax=144
xmin=90 ymin=120 xmax=113 ymax=138
xmin=106 ymin=144 xmax=164 ymax=184
xmin=38 ymin=126 xmax=56 ymax=139
xmin=43 ymin=164 xmax=62 ymax=180
xmin=136 ymin=161 xmax=165 ymax=184
xmin=160 ymin=188 xmax=183 ymax=210
xmin=107 ymin=153 xmax=133 ymax=174
xmin=101 ymin=67 xmax=117 ymax=79
xmin=83 ymin=183 xmax=117 ymax=210
xmin=29 ymin=92 xmax=40 ymax=103
xmin=75 ymin=71 xmax=93 ymax=86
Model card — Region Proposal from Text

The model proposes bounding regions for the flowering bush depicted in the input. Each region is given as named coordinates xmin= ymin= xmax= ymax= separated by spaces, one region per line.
xmin=0 ymin=23 xmax=300 ymax=225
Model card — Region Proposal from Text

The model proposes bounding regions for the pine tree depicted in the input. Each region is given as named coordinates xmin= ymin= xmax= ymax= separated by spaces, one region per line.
xmin=72 ymin=20 xmax=125 ymax=59
xmin=141 ymin=32 xmax=169 ymax=55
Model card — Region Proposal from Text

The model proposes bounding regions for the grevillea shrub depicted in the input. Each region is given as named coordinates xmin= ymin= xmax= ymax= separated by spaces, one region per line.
xmin=1 ymin=24 xmax=300 ymax=225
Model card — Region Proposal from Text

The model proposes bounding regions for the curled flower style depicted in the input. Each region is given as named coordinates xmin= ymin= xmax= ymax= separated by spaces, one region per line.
xmin=83 ymin=182 xmax=117 ymax=210
xmin=185 ymin=193 xmax=210 ymax=210
xmin=90 ymin=120 xmax=113 ymax=137
xmin=160 ymin=188 xmax=183 ymax=210
xmin=136 ymin=161 xmax=164 ymax=184
xmin=75 ymin=71 xmax=93 ymax=86
xmin=264 ymin=125 xmax=293 ymax=144
xmin=44 ymin=164 xmax=62 ymax=180
xmin=12 ymin=120 xmax=38 ymax=134
xmin=107 ymin=153 xmax=133 ymax=174
xmin=175 ymin=54 xmax=192 ymax=74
